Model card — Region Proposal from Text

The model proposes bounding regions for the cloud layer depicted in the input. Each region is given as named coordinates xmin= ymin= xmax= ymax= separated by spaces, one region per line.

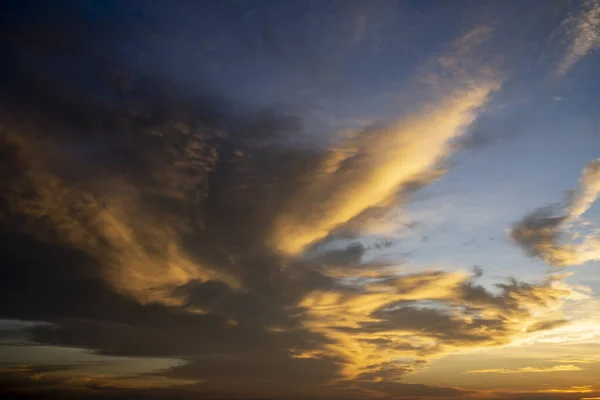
xmin=1 ymin=2 xmax=598 ymax=400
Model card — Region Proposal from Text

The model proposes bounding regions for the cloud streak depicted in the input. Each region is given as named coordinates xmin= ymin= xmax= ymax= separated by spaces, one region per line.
xmin=556 ymin=0 xmax=600 ymax=76
xmin=466 ymin=364 xmax=583 ymax=374
xmin=271 ymin=81 xmax=498 ymax=256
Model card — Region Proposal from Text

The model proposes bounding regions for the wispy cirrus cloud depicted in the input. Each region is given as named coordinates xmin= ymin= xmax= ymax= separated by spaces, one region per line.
xmin=556 ymin=0 xmax=600 ymax=76
xmin=271 ymin=81 xmax=497 ymax=256
xmin=270 ymin=25 xmax=500 ymax=256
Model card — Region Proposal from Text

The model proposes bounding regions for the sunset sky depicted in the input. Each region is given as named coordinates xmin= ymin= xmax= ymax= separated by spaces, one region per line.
xmin=1 ymin=1 xmax=600 ymax=399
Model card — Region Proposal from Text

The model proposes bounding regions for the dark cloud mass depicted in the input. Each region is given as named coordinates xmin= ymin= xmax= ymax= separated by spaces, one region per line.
xmin=0 ymin=1 xmax=595 ymax=400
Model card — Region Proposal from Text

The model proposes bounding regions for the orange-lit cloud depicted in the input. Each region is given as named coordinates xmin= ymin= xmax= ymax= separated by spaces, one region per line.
xmin=298 ymin=269 xmax=582 ymax=382
xmin=538 ymin=385 xmax=594 ymax=394
xmin=465 ymin=364 xmax=583 ymax=374
xmin=552 ymin=357 xmax=600 ymax=364
xmin=269 ymin=25 xmax=500 ymax=256
xmin=0 ymin=124 xmax=240 ymax=307
xmin=271 ymin=82 xmax=498 ymax=256
xmin=511 ymin=158 xmax=600 ymax=267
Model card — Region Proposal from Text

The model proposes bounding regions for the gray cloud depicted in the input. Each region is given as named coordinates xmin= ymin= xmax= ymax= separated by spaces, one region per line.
xmin=510 ymin=159 xmax=600 ymax=267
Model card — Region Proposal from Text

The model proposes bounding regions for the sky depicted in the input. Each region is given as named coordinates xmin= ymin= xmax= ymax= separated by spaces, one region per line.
xmin=1 ymin=0 xmax=600 ymax=399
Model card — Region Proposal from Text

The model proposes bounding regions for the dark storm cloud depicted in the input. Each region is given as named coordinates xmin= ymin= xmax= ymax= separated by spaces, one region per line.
xmin=0 ymin=2 xmax=347 ymax=397
xmin=0 ymin=0 xmax=328 ymax=306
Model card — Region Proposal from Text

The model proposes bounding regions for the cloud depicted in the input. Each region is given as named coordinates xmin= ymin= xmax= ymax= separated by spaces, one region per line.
xmin=466 ymin=364 xmax=583 ymax=374
xmin=2 ymin=3 xmax=590 ymax=400
xmin=526 ymin=319 xmax=570 ymax=333
xmin=350 ymin=380 xmax=468 ymax=398
xmin=0 ymin=118 xmax=241 ymax=308
xmin=1 ymin=9 xmax=345 ymax=395
xmin=556 ymin=0 xmax=600 ymax=76
xmin=568 ymin=158 xmax=600 ymax=220
xmin=298 ymin=270 xmax=581 ymax=382
xmin=0 ymin=364 xmax=195 ymax=392
xmin=538 ymin=386 xmax=594 ymax=394
xmin=510 ymin=158 xmax=600 ymax=267
xmin=1 ymin=0 xmax=500 ymax=314
xmin=438 ymin=25 xmax=494 ymax=73
xmin=270 ymin=82 xmax=498 ymax=256
xmin=551 ymin=357 xmax=600 ymax=364
xmin=266 ymin=23 xmax=500 ymax=256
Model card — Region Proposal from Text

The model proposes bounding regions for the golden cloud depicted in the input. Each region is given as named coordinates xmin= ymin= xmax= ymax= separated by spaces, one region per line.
xmin=465 ymin=364 xmax=583 ymax=374
xmin=298 ymin=269 xmax=581 ymax=382
xmin=538 ymin=385 xmax=594 ymax=394
xmin=271 ymin=81 xmax=498 ymax=256
xmin=0 ymin=125 xmax=240 ymax=307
